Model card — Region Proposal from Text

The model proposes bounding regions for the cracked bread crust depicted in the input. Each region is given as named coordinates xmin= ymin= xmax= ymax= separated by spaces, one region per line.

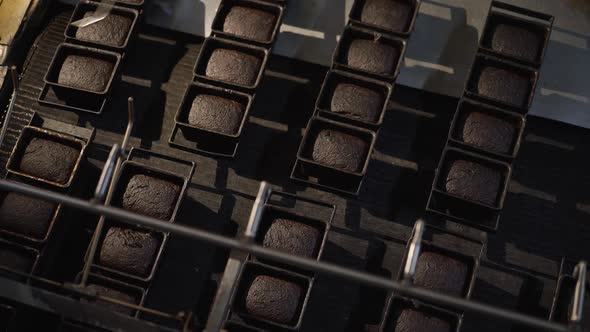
xmin=444 ymin=159 xmax=501 ymax=206
xmin=205 ymin=49 xmax=261 ymax=86
xmin=0 ymin=192 xmax=57 ymax=238
xmin=414 ymin=251 xmax=468 ymax=297
xmin=223 ymin=6 xmax=277 ymax=43
xmin=476 ymin=66 xmax=530 ymax=107
xmin=121 ymin=174 xmax=180 ymax=220
xmin=346 ymin=39 xmax=399 ymax=76
xmin=312 ymin=129 xmax=368 ymax=173
xmin=18 ymin=137 xmax=80 ymax=184
xmin=245 ymin=275 xmax=302 ymax=324
xmin=491 ymin=23 xmax=541 ymax=62
xmin=57 ymin=55 xmax=114 ymax=93
xmin=262 ymin=218 xmax=321 ymax=258
xmin=461 ymin=111 xmax=515 ymax=154
xmin=360 ymin=0 xmax=411 ymax=32
xmin=188 ymin=94 xmax=244 ymax=135
xmin=98 ymin=227 xmax=160 ymax=277
xmin=75 ymin=12 xmax=132 ymax=47
xmin=331 ymin=83 xmax=383 ymax=122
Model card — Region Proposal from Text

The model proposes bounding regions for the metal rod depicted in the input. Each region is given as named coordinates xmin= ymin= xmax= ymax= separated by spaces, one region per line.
xmin=0 ymin=180 xmax=578 ymax=332
xmin=403 ymin=219 xmax=424 ymax=282
xmin=122 ymin=97 xmax=134 ymax=154
xmin=245 ymin=181 xmax=271 ymax=239
xmin=93 ymin=144 xmax=120 ymax=203
xmin=571 ymin=261 xmax=587 ymax=324
xmin=0 ymin=66 xmax=19 ymax=151
xmin=71 ymin=0 xmax=116 ymax=28
xmin=80 ymin=98 xmax=134 ymax=286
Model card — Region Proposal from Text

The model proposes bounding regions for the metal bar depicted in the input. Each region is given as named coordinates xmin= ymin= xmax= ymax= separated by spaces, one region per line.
xmin=403 ymin=219 xmax=424 ymax=282
xmin=245 ymin=181 xmax=271 ymax=239
xmin=0 ymin=66 xmax=19 ymax=151
xmin=0 ymin=179 xmax=579 ymax=332
xmin=571 ymin=261 xmax=587 ymax=324
xmin=92 ymin=144 xmax=120 ymax=203
xmin=122 ymin=97 xmax=134 ymax=154
xmin=71 ymin=0 xmax=116 ymax=28
xmin=80 ymin=98 xmax=134 ymax=286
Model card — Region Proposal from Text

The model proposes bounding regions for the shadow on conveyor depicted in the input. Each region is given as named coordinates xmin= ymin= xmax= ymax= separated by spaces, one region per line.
xmin=402 ymin=1 xmax=479 ymax=97
xmin=461 ymin=260 xmax=548 ymax=332
xmin=532 ymin=26 xmax=589 ymax=123
xmin=75 ymin=26 xmax=198 ymax=146
xmin=346 ymin=238 xmax=394 ymax=332
xmin=145 ymin=0 xmax=206 ymax=37
xmin=233 ymin=55 xmax=328 ymax=185
xmin=486 ymin=117 xmax=590 ymax=276
xmin=363 ymin=85 xmax=457 ymax=226
xmin=141 ymin=195 xmax=232 ymax=328
xmin=300 ymin=228 xmax=382 ymax=332
xmin=274 ymin=0 xmax=346 ymax=67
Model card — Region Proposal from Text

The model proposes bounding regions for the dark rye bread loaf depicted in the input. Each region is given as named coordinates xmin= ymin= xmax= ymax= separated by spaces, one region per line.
xmin=223 ymin=6 xmax=277 ymax=42
xmin=460 ymin=111 xmax=515 ymax=154
xmin=445 ymin=159 xmax=501 ymax=206
xmin=18 ymin=137 xmax=80 ymax=184
xmin=121 ymin=174 xmax=181 ymax=220
xmin=346 ymin=39 xmax=399 ymax=76
xmin=245 ymin=275 xmax=302 ymax=324
xmin=263 ymin=218 xmax=321 ymax=258
xmin=188 ymin=94 xmax=244 ymax=135
xmin=0 ymin=192 xmax=57 ymax=238
xmin=312 ymin=129 xmax=369 ymax=173
xmin=360 ymin=0 xmax=412 ymax=32
xmin=394 ymin=308 xmax=452 ymax=332
xmin=491 ymin=23 xmax=542 ymax=62
xmin=414 ymin=251 xmax=468 ymax=297
xmin=75 ymin=12 xmax=133 ymax=47
xmin=58 ymin=55 xmax=114 ymax=92
xmin=82 ymin=284 xmax=138 ymax=316
xmin=476 ymin=66 xmax=530 ymax=107
xmin=98 ymin=227 xmax=159 ymax=277
xmin=0 ymin=247 xmax=34 ymax=273
xmin=331 ymin=83 xmax=383 ymax=122
xmin=205 ymin=49 xmax=262 ymax=86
